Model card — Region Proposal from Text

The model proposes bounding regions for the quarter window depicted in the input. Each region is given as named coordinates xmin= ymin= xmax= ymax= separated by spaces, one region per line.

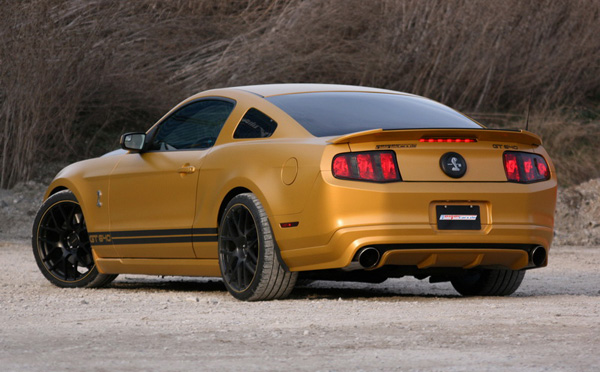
xmin=151 ymin=99 xmax=234 ymax=150
xmin=233 ymin=108 xmax=277 ymax=139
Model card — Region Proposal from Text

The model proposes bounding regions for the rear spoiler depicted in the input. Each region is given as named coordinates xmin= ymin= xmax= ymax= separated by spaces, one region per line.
xmin=328 ymin=128 xmax=542 ymax=146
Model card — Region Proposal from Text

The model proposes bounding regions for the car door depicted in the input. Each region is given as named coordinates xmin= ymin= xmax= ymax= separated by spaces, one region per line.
xmin=108 ymin=99 xmax=235 ymax=258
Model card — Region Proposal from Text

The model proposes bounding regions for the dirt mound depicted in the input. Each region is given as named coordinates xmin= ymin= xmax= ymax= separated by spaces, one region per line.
xmin=0 ymin=181 xmax=47 ymax=243
xmin=2 ymin=178 xmax=599 ymax=246
xmin=554 ymin=178 xmax=600 ymax=246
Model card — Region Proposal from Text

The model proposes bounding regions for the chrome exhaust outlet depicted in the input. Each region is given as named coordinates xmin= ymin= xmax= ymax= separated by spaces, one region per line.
xmin=357 ymin=247 xmax=381 ymax=269
xmin=531 ymin=246 xmax=547 ymax=267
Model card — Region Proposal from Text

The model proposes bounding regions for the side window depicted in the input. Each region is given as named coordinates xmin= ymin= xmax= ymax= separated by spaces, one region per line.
xmin=233 ymin=108 xmax=277 ymax=139
xmin=151 ymin=99 xmax=234 ymax=150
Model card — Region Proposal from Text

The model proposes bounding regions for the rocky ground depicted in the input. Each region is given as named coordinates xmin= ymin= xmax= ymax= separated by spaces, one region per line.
xmin=1 ymin=242 xmax=598 ymax=371
xmin=554 ymin=178 xmax=600 ymax=246
xmin=1 ymin=178 xmax=599 ymax=371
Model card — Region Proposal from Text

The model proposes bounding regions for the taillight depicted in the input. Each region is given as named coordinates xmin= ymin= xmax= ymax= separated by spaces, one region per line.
xmin=503 ymin=151 xmax=550 ymax=183
xmin=419 ymin=138 xmax=477 ymax=143
xmin=332 ymin=151 xmax=401 ymax=182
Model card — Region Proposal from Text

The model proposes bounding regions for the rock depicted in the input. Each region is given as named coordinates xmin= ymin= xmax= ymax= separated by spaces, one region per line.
xmin=554 ymin=178 xmax=600 ymax=246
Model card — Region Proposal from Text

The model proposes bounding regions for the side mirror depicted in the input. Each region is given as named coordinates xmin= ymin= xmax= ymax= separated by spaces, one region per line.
xmin=120 ymin=132 xmax=146 ymax=152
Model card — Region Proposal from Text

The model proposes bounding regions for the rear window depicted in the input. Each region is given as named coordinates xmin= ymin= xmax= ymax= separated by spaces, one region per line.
xmin=266 ymin=92 xmax=482 ymax=137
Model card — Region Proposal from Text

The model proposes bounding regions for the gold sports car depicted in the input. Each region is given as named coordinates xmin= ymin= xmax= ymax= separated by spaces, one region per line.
xmin=32 ymin=84 xmax=557 ymax=301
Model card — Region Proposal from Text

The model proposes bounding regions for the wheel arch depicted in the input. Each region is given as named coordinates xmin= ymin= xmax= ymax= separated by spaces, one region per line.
xmin=42 ymin=177 xmax=108 ymax=236
xmin=217 ymin=187 xmax=253 ymax=227
xmin=216 ymin=186 xmax=291 ymax=272
xmin=48 ymin=186 xmax=69 ymax=197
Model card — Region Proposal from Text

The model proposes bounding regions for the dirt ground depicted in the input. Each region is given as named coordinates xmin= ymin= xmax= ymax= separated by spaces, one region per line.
xmin=1 ymin=241 xmax=598 ymax=372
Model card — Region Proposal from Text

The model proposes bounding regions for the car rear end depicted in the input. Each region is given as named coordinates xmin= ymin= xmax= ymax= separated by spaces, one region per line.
xmin=265 ymin=91 xmax=557 ymax=279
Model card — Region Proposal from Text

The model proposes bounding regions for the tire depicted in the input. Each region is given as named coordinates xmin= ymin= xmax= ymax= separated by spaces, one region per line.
xmin=218 ymin=193 xmax=297 ymax=301
xmin=32 ymin=190 xmax=117 ymax=288
xmin=451 ymin=269 xmax=525 ymax=296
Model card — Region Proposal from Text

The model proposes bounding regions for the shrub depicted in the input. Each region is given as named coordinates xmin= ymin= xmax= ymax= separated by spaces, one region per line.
xmin=1 ymin=0 xmax=598 ymax=188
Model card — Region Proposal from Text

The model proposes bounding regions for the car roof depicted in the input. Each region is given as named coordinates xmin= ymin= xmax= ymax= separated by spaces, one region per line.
xmin=215 ymin=83 xmax=406 ymax=98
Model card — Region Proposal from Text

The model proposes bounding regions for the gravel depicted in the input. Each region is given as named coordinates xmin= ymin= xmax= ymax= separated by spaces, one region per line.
xmin=1 ymin=242 xmax=599 ymax=371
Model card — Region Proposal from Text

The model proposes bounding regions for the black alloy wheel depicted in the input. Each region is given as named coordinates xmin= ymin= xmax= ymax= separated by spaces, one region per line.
xmin=219 ymin=203 xmax=260 ymax=292
xmin=218 ymin=193 xmax=297 ymax=301
xmin=32 ymin=190 xmax=117 ymax=288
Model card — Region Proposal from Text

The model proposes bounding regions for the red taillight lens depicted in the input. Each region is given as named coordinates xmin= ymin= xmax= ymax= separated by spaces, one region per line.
xmin=503 ymin=151 xmax=550 ymax=183
xmin=536 ymin=161 xmax=549 ymax=179
xmin=332 ymin=151 xmax=401 ymax=182
xmin=503 ymin=152 xmax=520 ymax=182
xmin=379 ymin=152 xmax=398 ymax=180
xmin=356 ymin=153 xmax=376 ymax=180
xmin=332 ymin=155 xmax=351 ymax=178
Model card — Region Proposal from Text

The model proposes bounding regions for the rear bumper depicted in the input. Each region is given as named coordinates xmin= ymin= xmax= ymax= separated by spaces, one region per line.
xmin=274 ymin=173 xmax=557 ymax=272
xmin=280 ymin=223 xmax=552 ymax=271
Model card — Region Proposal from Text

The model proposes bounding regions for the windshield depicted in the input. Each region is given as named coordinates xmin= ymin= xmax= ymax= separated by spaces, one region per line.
xmin=266 ymin=92 xmax=482 ymax=137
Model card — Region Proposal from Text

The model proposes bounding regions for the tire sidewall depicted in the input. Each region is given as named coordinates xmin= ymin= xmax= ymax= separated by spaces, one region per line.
xmin=32 ymin=190 xmax=100 ymax=288
xmin=218 ymin=194 xmax=270 ymax=301
xmin=451 ymin=269 xmax=525 ymax=296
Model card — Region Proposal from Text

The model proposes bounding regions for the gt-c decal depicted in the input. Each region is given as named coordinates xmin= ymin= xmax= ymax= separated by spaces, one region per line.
xmin=89 ymin=233 xmax=112 ymax=244
xmin=89 ymin=228 xmax=218 ymax=246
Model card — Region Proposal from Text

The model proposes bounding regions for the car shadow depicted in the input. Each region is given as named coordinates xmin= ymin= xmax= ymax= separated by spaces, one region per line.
xmin=109 ymin=277 xmax=227 ymax=293
xmin=103 ymin=276 xmax=600 ymax=299
xmin=106 ymin=276 xmax=463 ymax=299
xmin=289 ymin=285 xmax=462 ymax=300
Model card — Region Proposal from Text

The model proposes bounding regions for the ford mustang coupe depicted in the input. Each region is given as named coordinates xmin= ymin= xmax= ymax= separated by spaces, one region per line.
xmin=32 ymin=84 xmax=557 ymax=300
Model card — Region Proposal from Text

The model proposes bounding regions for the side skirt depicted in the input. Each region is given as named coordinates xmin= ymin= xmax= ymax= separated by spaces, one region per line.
xmin=96 ymin=257 xmax=221 ymax=277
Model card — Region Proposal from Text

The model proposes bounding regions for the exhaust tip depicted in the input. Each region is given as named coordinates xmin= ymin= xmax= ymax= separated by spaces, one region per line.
xmin=358 ymin=247 xmax=381 ymax=269
xmin=531 ymin=246 xmax=547 ymax=267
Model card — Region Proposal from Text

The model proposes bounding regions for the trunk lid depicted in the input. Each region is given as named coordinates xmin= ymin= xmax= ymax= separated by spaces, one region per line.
xmin=328 ymin=128 xmax=542 ymax=182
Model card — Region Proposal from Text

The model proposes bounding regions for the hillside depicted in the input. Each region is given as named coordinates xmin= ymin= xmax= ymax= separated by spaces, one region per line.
xmin=1 ymin=0 xmax=599 ymax=188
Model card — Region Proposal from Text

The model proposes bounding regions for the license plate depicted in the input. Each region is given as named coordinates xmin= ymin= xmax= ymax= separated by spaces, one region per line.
xmin=436 ymin=205 xmax=481 ymax=230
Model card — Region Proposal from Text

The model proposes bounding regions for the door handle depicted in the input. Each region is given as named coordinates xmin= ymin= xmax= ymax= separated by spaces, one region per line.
xmin=178 ymin=165 xmax=196 ymax=174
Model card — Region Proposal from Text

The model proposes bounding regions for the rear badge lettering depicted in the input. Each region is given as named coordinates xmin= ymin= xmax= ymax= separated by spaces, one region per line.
xmin=493 ymin=144 xmax=519 ymax=149
xmin=376 ymin=144 xmax=417 ymax=149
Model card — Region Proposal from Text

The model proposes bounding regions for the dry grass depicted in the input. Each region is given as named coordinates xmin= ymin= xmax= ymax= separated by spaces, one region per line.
xmin=1 ymin=0 xmax=599 ymax=188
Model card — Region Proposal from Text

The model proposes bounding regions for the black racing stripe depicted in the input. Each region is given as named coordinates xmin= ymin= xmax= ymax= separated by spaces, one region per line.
xmin=193 ymin=235 xmax=218 ymax=242
xmin=112 ymin=236 xmax=193 ymax=245
xmin=90 ymin=231 xmax=110 ymax=236
xmin=89 ymin=228 xmax=218 ymax=246
xmin=192 ymin=228 xmax=218 ymax=235
xmin=90 ymin=228 xmax=218 ymax=238
xmin=90 ymin=240 xmax=113 ymax=246
xmin=111 ymin=229 xmax=192 ymax=237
